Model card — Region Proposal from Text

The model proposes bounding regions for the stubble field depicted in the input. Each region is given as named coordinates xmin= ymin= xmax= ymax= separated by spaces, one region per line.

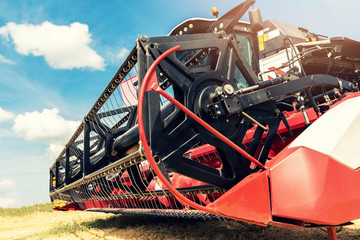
xmin=1 ymin=203 xmax=360 ymax=240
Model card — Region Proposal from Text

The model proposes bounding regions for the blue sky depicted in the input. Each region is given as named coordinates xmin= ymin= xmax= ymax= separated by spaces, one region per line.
xmin=0 ymin=0 xmax=358 ymax=207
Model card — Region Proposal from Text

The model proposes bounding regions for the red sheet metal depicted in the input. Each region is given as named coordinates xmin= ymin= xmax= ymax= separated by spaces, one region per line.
xmin=208 ymin=171 xmax=272 ymax=225
xmin=270 ymin=146 xmax=360 ymax=225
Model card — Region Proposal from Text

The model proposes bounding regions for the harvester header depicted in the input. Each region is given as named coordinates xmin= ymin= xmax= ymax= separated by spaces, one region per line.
xmin=49 ymin=1 xmax=360 ymax=239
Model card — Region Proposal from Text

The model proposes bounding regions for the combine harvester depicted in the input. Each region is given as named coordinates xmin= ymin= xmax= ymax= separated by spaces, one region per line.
xmin=49 ymin=1 xmax=360 ymax=239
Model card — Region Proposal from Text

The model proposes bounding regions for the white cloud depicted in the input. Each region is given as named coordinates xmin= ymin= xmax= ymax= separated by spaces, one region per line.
xmin=0 ymin=107 xmax=15 ymax=122
xmin=105 ymin=46 xmax=130 ymax=64
xmin=0 ymin=129 xmax=14 ymax=137
xmin=116 ymin=47 xmax=130 ymax=61
xmin=12 ymin=108 xmax=80 ymax=160
xmin=0 ymin=54 xmax=15 ymax=64
xmin=46 ymin=143 xmax=65 ymax=161
xmin=0 ymin=179 xmax=21 ymax=208
xmin=12 ymin=108 xmax=80 ymax=145
xmin=0 ymin=21 xmax=105 ymax=70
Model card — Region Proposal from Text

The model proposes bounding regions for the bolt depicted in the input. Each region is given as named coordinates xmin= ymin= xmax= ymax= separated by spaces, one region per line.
xmin=140 ymin=36 xmax=148 ymax=42
xmin=215 ymin=104 xmax=219 ymax=109
xmin=215 ymin=87 xmax=222 ymax=95
xmin=217 ymin=111 xmax=221 ymax=115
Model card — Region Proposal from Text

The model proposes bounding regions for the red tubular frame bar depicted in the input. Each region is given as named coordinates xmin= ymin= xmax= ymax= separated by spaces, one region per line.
xmin=137 ymin=45 xmax=265 ymax=216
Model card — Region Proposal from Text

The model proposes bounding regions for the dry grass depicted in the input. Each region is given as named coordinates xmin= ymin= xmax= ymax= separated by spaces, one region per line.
xmin=0 ymin=203 xmax=360 ymax=240
xmin=0 ymin=203 xmax=53 ymax=217
xmin=0 ymin=210 xmax=109 ymax=239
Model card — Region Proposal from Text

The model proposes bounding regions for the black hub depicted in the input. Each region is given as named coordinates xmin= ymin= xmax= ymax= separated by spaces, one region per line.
xmin=187 ymin=76 xmax=245 ymax=144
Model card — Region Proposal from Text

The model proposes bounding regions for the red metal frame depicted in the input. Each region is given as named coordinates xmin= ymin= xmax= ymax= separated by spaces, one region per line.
xmin=327 ymin=227 xmax=338 ymax=240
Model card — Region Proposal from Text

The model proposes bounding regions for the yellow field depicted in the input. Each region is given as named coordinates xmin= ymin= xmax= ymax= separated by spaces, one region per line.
xmin=1 ymin=209 xmax=360 ymax=240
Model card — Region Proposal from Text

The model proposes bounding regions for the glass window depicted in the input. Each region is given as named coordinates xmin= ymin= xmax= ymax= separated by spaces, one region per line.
xmin=234 ymin=61 xmax=249 ymax=89
xmin=235 ymin=34 xmax=253 ymax=67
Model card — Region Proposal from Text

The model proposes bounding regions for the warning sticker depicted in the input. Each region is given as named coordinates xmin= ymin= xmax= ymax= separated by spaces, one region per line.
xmin=259 ymin=42 xmax=264 ymax=51
xmin=263 ymin=33 xmax=268 ymax=42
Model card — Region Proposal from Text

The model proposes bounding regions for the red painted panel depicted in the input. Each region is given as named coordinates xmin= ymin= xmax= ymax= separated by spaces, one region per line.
xmin=270 ymin=147 xmax=360 ymax=225
xmin=208 ymin=171 xmax=271 ymax=225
